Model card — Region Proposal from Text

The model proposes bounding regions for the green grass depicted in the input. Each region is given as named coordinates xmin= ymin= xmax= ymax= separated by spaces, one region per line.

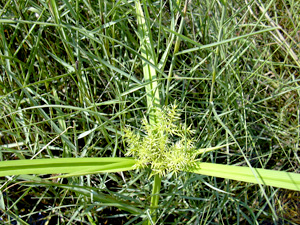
xmin=0 ymin=0 xmax=300 ymax=224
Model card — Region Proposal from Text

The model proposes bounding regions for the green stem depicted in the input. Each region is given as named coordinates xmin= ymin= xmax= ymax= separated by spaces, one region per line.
xmin=149 ymin=174 xmax=162 ymax=225
xmin=135 ymin=1 xmax=162 ymax=223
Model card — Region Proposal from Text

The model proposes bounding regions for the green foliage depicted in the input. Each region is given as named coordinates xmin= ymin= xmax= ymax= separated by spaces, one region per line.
xmin=1 ymin=0 xmax=300 ymax=224
xmin=124 ymin=104 xmax=197 ymax=177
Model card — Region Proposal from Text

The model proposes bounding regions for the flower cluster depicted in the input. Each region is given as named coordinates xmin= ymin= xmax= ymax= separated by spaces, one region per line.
xmin=124 ymin=104 xmax=197 ymax=177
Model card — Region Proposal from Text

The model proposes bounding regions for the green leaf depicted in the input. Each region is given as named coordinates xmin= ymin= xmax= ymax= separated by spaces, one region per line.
xmin=0 ymin=158 xmax=135 ymax=177
xmin=188 ymin=162 xmax=300 ymax=191
xmin=176 ymin=27 xmax=279 ymax=55
xmin=18 ymin=179 xmax=142 ymax=215
xmin=195 ymin=143 xmax=234 ymax=155
xmin=135 ymin=0 xmax=160 ymax=111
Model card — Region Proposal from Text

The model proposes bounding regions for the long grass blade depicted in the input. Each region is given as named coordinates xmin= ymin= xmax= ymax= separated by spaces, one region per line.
xmin=189 ymin=162 xmax=300 ymax=191
xmin=0 ymin=158 xmax=135 ymax=177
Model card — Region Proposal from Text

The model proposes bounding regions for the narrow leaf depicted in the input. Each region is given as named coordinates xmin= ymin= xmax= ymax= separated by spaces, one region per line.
xmin=175 ymin=27 xmax=278 ymax=55
xmin=0 ymin=158 xmax=135 ymax=177
xmin=188 ymin=162 xmax=300 ymax=191
xmin=195 ymin=143 xmax=234 ymax=155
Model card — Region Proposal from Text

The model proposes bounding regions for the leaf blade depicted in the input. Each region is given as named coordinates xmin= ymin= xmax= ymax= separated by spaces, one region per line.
xmin=0 ymin=158 xmax=135 ymax=177
xmin=188 ymin=162 xmax=300 ymax=191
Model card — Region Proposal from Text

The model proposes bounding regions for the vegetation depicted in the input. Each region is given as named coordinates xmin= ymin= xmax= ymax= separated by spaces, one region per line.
xmin=0 ymin=0 xmax=300 ymax=224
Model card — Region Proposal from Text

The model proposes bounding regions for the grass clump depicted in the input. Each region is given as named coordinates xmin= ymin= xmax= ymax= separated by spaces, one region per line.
xmin=0 ymin=0 xmax=300 ymax=224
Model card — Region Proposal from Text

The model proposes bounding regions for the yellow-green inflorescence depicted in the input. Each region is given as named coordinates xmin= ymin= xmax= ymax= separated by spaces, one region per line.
xmin=124 ymin=104 xmax=198 ymax=177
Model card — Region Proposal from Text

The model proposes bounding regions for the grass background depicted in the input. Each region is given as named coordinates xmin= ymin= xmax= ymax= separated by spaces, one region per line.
xmin=0 ymin=0 xmax=299 ymax=224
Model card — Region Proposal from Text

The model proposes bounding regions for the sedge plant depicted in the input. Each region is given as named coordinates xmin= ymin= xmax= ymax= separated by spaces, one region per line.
xmin=1 ymin=0 xmax=300 ymax=224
